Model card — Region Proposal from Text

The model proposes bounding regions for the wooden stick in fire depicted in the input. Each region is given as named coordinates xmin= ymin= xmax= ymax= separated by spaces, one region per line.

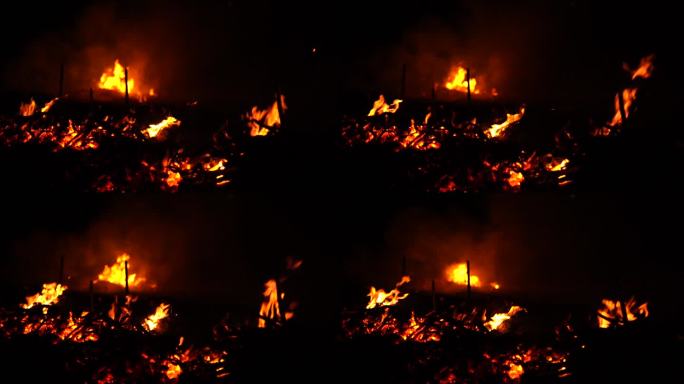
xmin=431 ymin=279 xmax=436 ymax=312
xmin=89 ymin=280 xmax=94 ymax=313
xmin=124 ymin=66 xmax=129 ymax=106
xmin=617 ymin=90 xmax=627 ymax=125
xmin=466 ymin=68 xmax=472 ymax=105
xmin=124 ymin=260 xmax=129 ymax=295
xmin=466 ymin=260 xmax=472 ymax=303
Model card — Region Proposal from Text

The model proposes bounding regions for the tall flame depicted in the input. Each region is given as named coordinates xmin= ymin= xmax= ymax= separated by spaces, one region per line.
xmin=484 ymin=305 xmax=525 ymax=332
xmin=366 ymin=276 xmax=411 ymax=309
xmin=96 ymin=253 xmax=145 ymax=288
xmin=99 ymin=59 xmax=134 ymax=95
xmin=143 ymin=303 xmax=171 ymax=332
xmin=258 ymin=279 xmax=281 ymax=327
xmin=21 ymin=283 xmax=67 ymax=309
xmin=145 ymin=116 xmax=180 ymax=139
xmin=597 ymin=297 xmax=649 ymax=328
xmin=485 ymin=107 xmax=525 ymax=139
xmin=445 ymin=66 xmax=479 ymax=94
xmin=368 ymin=95 xmax=402 ymax=116
xmin=19 ymin=99 xmax=36 ymax=116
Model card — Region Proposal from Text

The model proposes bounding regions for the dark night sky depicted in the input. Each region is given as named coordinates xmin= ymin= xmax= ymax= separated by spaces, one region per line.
xmin=0 ymin=0 xmax=678 ymax=107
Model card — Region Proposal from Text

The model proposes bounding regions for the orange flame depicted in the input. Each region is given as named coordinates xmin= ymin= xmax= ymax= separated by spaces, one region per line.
xmin=545 ymin=158 xmax=570 ymax=172
xmin=445 ymin=66 xmax=479 ymax=94
xmin=366 ymin=276 xmax=411 ymax=309
xmin=143 ymin=303 xmax=171 ymax=332
xmin=629 ymin=54 xmax=655 ymax=80
xmin=99 ymin=59 xmax=134 ymax=95
xmin=258 ymin=279 xmax=285 ymax=327
xmin=368 ymin=95 xmax=402 ymax=116
xmin=608 ymin=88 xmax=638 ymax=127
xmin=485 ymin=107 xmax=525 ymax=139
xmin=145 ymin=116 xmax=180 ymax=139
xmin=21 ymin=282 xmax=67 ymax=309
xmin=597 ymin=297 xmax=649 ymax=328
xmin=484 ymin=305 xmax=525 ymax=332
xmin=40 ymin=98 xmax=59 ymax=113
xmin=446 ymin=263 xmax=481 ymax=287
xmin=19 ymin=98 xmax=36 ymax=116
xmin=96 ymin=253 xmax=146 ymax=288
xmin=245 ymin=95 xmax=286 ymax=136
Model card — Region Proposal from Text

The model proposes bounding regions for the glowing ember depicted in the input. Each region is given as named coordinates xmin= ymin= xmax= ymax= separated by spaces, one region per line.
xmin=41 ymin=98 xmax=59 ymax=113
xmin=506 ymin=169 xmax=525 ymax=189
xmin=507 ymin=362 xmax=524 ymax=380
xmin=21 ymin=282 xmax=67 ymax=309
xmin=245 ymin=95 xmax=286 ymax=136
xmin=96 ymin=253 xmax=145 ymax=288
xmin=484 ymin=305 xmax=525 ymax=332
xmin=597 ymin=297 xmax=649 ymax=328
xmin=445 ymin=263 xmax=481 ymax=287
xmin=145 ymin=116 xmax=180 ymax=139
xmin=99 ymin=59 xmax=134 ymax=95
xmin=445 ymin=66 xmax=479 ymax=94
xmin=545 ymin=158 xmax=570 ymax=172
xmin=164 ymin=362 xmax=182 ymax=380
xmin=368 ymin=95 xmax=402 ymax=116
xmin=143 ymin=303 xmax=171 ymax=332
xmin=366 ymin=276 xmax=411 ymax=309
xmin=485 ymin=107 xmax=525 ymax=139
xmin=19 ymin=98 xmax=36 ymax=116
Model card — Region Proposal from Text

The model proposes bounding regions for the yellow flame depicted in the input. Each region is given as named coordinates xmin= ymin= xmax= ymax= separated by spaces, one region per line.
xmin=545 ymin=158 xmax=570 ymax=172
xmin=21 ymin=283 xmax=67 ymax=309
xmin=484 ymin=305 xmax=525 ymax=331
xmin=368 ymin=95 xmax=402 ymax=116
xmin=99 ymin=59 xmax=134 ymax=95
xmin=445 ymin=263 xmax=481 ymax=287
xmin=445 ymin=66 xmax=479 ymax=94
xmin=258 ymin=279 xmax=282 ymax=327
xmin=246 ymin=95 xmax=286 ymax=136
xmin=40 ymin=98 xmax=59 ymax=113
xmin=145 ymin=116 xmax=180 ymax=138
xmin=143 ymin=303 xmax=171 ymax=332
xmin=97 ymin=253 xmax=145 ymax=288
xmin=485 ymin=107 xmax=525 ymax=139
xmin=597 ymin=297 xmax=649 ymax=328
xmin=366 ymin=276 xmax=411 ymax=309
xmin=19 ymin=98 xmax=36 ymax=116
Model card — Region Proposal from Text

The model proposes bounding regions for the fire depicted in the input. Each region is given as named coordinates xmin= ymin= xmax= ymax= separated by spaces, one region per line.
xmin=143 ymin=303 xmax=171 ymax=332
xmin=21 ymin=282 xmax=67 ymax=309
xmin=366 ymin=276 xmax=411 ymax=309
xmin=165 ymin=362 xmax=182 ymax=380
xmin=445 ymin=263 xmax=481 ymax=287
xmin=605 ymin=54 xmax=655 ymax=129
xmin=445 ymin=66 xmax=479 ymax=94
xmin=258 ymin=279 xmax=286 ymax=328
xmin=96 ymin=253 xmax=146 ymax=288
xmin=485 ymin=107 xmax=525 ymax=139
xmin=41 ymin=98 xmax=58 ymax=113
xmin=597 ymin=297 xmax=649 ymax=328
xmin=145 ymin=116 xmax=180 ymax=139
xmin=99 ymin=59 xmax=134 ymax=95
xmin=484 ymin=305 xmax=525 ymax=332
xmin=545 ymin=158 xmax=570 ymax=172
xmin=19 ymin=98 xmax=36 ymax=116
xmin=507 ymin=362 xmax=524 ymax=380
xmin=245 ymin=95 xmax=286 ymax=136
xmin=368 ymin=95 xmax=402 ymax=116
xmin=506 ymin=169 xmax=525 ymax=189
xmin=629 ymin=54 xmax=655 ymax=80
